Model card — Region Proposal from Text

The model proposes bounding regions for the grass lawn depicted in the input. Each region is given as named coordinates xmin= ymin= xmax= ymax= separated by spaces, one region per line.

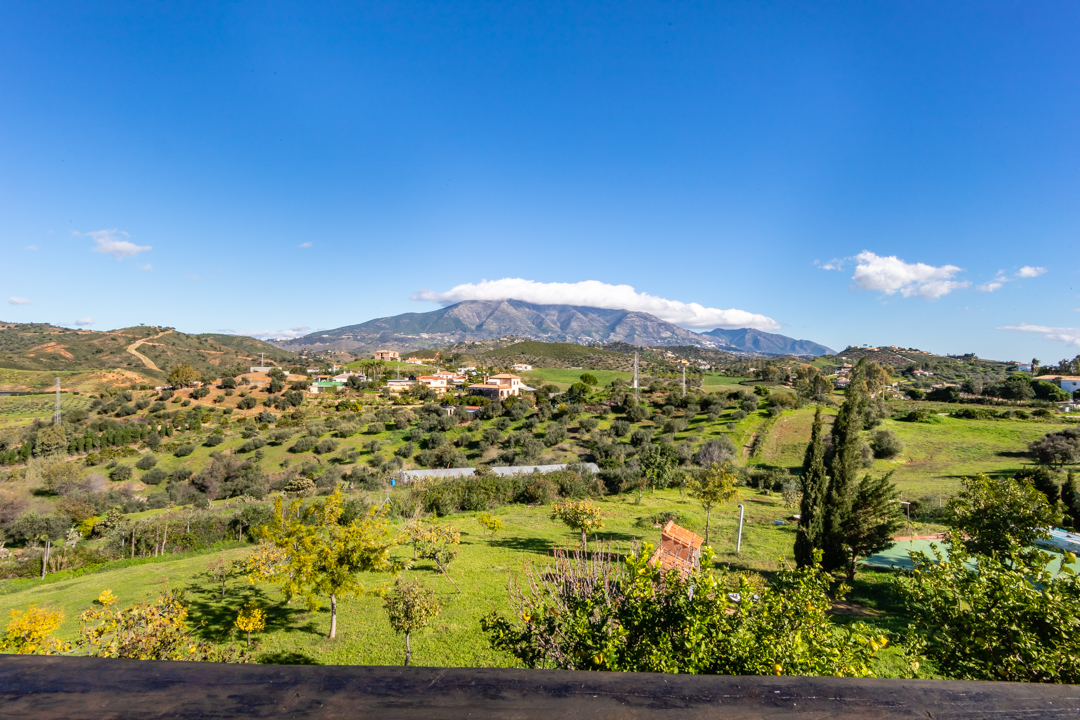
xmin=872 ymin=416 xmax=1062 ymax=497
xmin=748 ymin=405 xmax=1065 ymax=498
xmin=702 ymin=376 xmax=753 ymax=387
xmin=522 ymin=368 xmax=632 ymax=390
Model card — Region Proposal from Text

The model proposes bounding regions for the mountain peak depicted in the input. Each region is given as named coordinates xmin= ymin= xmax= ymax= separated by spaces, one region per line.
xmin=273 ymin=300 xmax=834 ymax=357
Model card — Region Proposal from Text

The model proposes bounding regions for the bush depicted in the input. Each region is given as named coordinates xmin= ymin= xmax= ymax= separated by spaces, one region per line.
xmin=204 ymin=434 xmax=225 ymax=447
xmin=579 ymin=417 xmax=599 ymax=433
xmin=732 ymin=410 xmax=748 ymax=421
xmin=238 ymin=396 xmax=258 ymax=410
xmin=314 ymin=439 xmax=339 ymax=455
xmin=239 ymin=437 xmax=267 ymax=453
xmin=289 ymin=436 xmax=317 ymax=454
xmin=142 ymin=467 xmax=168 ymax=485
xmin=741 ymin=398 xmax=759 ymax=413
xmin=611 ymin=420 xmax=631 ymax=437
xmin=870 ymin=430 xmax=904 ymax=459
xmin=110 ymin=464 xmax=133 ymax=482
xmin=135 ymin=455 xmax=158 ymax=471
xmin=174 ymin=444 xmax=195 ymax=457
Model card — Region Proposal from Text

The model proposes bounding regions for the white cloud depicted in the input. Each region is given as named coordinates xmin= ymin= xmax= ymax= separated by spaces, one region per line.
xmin=139 ymin=264 xmax=153 ymax=272
xmin=25 ymin=245 xmax=37 ymax=251
xmin=245 ymin=326 xmax=312 ymax=340
xmin=850 ymin=251 xmax=969 ymax=299
xmin=815 ymin=258 xmax=845 ymax=271
xmin=298 ymin=242 xmax=312 ymax=248
xmin=7 ymin=297 xmax=30 ymax=305
xmin=977 ymin=282 xmax=1003 ymax=293
xmin=412 ymin=278 xmax=780 ymax=330
xmin=1017 ymin=266 xmax=1047 ymax=278
xmin=999 ymin=322 xmax=1080 ymax=347
xmin=74 ymin=317 xmax=94 ymax=326
xmin=77 ymin=229 xmax=151 ymax=259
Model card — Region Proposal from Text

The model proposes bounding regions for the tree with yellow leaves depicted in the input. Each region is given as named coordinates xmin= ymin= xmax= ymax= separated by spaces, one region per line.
xmin=235 ymin=602 xmax=266 ymax=648
xmin=477 ymin=513 xmax=503 ymax=543
xmin=1 ymin=605 xmax=64 ymax=654
xmin=253 ymin=488 xmax=399 ymax=639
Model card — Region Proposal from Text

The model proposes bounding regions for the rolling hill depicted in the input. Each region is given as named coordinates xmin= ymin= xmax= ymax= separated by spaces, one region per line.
xmin=0 ymin=322 xmax=297 ymax=379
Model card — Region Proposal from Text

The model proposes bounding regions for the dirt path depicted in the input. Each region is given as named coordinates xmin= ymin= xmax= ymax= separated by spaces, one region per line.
xmin=125 ymin=330 xmax=172 ymax=372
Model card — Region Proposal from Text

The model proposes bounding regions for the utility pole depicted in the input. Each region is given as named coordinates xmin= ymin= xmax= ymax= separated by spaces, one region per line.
xmin=633 ymin=352 xmax=639 ymax=403
xmin=53 ymin=377 xmax=61 ymax=426
xmin=681 ymin=365 xmax=686 ymax=397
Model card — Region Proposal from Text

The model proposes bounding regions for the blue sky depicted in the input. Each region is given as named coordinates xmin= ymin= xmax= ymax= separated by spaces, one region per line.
xmin=1 ymin=2 xmax=1078 ymax=361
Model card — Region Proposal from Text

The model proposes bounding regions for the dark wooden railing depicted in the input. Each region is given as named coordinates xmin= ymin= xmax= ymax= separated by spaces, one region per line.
xmin=1 ymin=656 xmax=1078 ymax=718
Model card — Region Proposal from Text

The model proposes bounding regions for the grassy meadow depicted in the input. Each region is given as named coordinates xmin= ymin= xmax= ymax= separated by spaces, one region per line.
xmin=0 ymin=487 xmax=815 ymax=667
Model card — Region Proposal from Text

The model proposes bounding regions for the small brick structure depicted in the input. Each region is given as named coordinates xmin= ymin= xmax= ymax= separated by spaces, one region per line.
xmin=649 ymin=520 xmax=704 ymax=576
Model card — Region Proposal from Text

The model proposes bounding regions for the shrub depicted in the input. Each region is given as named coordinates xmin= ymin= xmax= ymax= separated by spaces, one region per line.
xmin=240 ymin=437 xmax=267 ymax=453
xmin=204 ymin=434 xmax=225 ymax=447
xmin=268 ymin=428 xmax=295 ymax=444
xmin=315 ymin=439 xmax=339 ymax=455
xmin=135 ymin=455 xmax=158 ymax=471
xmin=611 ymin=420 xmax=631 ymax=437
xmin=110 ymin=464 xmax=133 ymax=482
xmin=732 ymin=410 xmax=748 ymax=421
xmin=238 ymin=396 xmax=258 ymax=410
xmin=142 ymin=467 xmax=168 ymax=485
xmin=174 ymin=444 xmax=195 ymax=458
xmin=870 ymin=430 xmax=904 ymax=459
xmin=289 ymin=437 xmax=317 ymax=454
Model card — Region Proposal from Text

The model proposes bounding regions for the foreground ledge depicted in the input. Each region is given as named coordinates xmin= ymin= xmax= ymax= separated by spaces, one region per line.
xmin=1 ymin=656 xmax=1078 ymax=719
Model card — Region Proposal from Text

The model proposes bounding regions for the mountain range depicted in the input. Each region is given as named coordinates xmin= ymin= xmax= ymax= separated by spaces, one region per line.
xmin=273 ymin=300 xmax=835 ymax=357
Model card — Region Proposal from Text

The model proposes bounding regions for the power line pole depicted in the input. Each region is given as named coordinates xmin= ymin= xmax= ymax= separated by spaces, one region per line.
xmin=682 ymin=365 xmax=686 ymax=397
xmin=633 ymin=352 xmax=639 ymax=403
xmin=53 ymin=377 xmax=61 ymax=426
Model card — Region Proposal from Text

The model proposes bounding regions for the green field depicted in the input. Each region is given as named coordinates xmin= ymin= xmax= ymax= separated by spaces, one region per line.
xmin=0 ymin=487 xmax=811 ymax=667
xmin=751 ymin=406 xmax=1064 ymax=498
xmin=0 ymin=393 xmax=94 ymax=428
xmin=702 ymin=375 xmax=754 ymax=387
xmin=522 ymin=368 xmax=632 ymax=389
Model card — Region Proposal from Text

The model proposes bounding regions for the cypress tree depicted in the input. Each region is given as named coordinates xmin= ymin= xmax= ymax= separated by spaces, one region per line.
xmin=795 ymin=407 xmax=829 ymax=567
xmin=1062 ymin=471 xmax=1080 ymax=529
xmin=821 ymin=358 xmax=869 ymax=572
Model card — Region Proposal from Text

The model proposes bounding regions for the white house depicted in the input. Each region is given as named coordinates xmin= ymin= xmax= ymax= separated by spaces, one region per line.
xmin=385 ymin=379 xmax=416 ymax=392
xmin=511 ymin=363 xmax=533 ymax=372
xmin=1046 ymin=376 xmax=1080 ymax=396
xmin=467 ymin=373 xmax=533 ymax=400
